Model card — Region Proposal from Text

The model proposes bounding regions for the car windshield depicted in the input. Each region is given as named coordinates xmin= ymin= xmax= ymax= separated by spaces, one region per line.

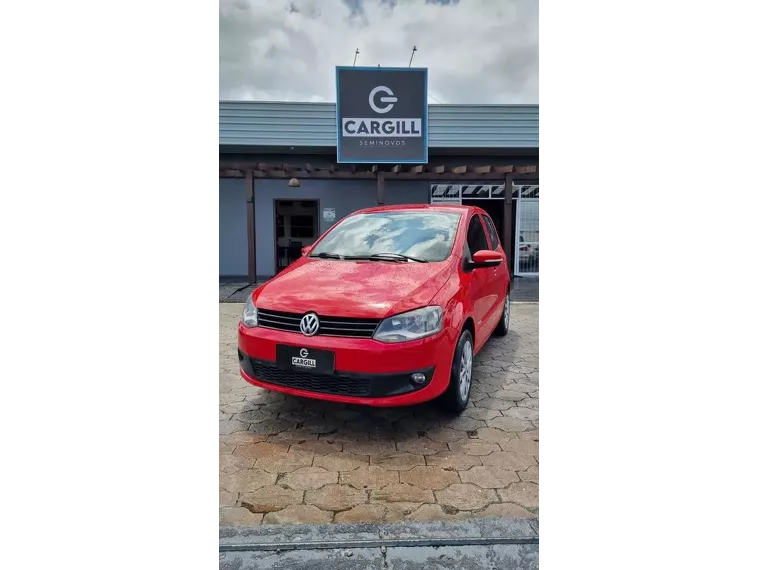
xmin=310 ymin=211 xmax=462 ymax=262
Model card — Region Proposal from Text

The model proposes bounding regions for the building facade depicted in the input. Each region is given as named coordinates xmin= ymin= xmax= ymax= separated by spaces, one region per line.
xmin=220 ymin=101 xmax=539 ymax=283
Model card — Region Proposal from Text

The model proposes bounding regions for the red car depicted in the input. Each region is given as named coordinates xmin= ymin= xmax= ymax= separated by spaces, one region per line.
xmin=238 ymin=204 xmax=510 ymax=412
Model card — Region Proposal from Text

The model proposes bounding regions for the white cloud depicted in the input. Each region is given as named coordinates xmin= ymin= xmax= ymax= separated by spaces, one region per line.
xmin=220 ymin=0 xmax=538 ymax=103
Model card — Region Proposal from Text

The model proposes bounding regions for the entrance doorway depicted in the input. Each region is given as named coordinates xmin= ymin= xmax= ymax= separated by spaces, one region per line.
xmin=274 ymin=199 xmax=319 ymax=274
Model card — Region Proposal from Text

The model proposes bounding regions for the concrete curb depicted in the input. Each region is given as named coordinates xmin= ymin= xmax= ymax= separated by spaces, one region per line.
xmin=220 ymin=519 xmax=539 ymax=569
xmin=220 ymin=517 xmax=538 ymax=550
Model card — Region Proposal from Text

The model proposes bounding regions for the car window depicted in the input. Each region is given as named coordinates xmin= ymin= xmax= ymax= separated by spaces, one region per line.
xmin=310 ymin=211 xmax=462 ymax=262
xmin=465 ymin=215 xmax=489 ymax=259
xmin=483 ymin=215 xmax=500 ymax=250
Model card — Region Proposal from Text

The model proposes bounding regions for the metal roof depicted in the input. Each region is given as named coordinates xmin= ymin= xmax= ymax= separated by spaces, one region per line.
xmin=220 ymin=101 xmax=538 ymax=149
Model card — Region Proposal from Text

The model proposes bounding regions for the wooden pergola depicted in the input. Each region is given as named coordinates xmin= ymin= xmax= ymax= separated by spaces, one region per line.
xmin=219 ymin=161 xmax=539 ymax=284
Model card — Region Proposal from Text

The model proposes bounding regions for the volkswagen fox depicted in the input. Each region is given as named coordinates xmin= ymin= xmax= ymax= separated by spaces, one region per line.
xmin=238 ymin=204 xmax=510 ymax=412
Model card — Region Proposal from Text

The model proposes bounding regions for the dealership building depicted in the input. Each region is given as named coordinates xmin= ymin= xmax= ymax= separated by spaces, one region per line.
xmin=220 ymin=68 xmax=538 ymax=283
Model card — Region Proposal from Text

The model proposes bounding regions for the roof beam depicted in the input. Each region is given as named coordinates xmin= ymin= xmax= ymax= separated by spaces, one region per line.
xmin=221 ymin=163 xmax=538 ymax=180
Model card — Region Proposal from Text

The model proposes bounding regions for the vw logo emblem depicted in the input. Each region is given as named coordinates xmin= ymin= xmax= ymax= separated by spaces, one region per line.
xmin=368 ymin=85 xmax=397 ymax=114
xmin=299 ymin=348 xmax=309 ymax=358
xmin=300 ymin=313 xmax=320 ymax=336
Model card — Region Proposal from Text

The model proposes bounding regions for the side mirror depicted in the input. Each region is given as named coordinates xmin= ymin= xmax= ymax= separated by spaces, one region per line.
xmin=301 ymin=246 xmax=313 ymax=256
xmin=471 ymin=250 xmax=504 ymax=269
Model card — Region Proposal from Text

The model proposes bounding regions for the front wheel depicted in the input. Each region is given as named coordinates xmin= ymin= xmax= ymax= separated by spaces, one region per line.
xmin=440 ymin=329 xmax=474 ymax=413
xmin=493 ymin=292 xmax=510 ymax=337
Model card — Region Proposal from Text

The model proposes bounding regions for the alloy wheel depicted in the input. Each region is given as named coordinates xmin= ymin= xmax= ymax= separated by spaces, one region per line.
xmin=459 ymin=339 xmax=473 ymax=401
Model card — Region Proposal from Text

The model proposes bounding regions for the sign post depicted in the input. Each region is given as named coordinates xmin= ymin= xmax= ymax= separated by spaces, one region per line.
xmin=336 ymin=67 xmax=428 ymax=164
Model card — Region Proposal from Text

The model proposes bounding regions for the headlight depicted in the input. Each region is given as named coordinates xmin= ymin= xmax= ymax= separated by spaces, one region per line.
xmin=373 ymin=306 xmax=443 ymax=343
xmin=241 ymin=296 xmax=258 ymax=327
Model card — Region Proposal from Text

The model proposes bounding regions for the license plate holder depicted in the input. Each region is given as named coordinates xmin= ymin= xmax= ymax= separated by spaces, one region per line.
xmin=276 ymin=345 xmax=335 ymax=374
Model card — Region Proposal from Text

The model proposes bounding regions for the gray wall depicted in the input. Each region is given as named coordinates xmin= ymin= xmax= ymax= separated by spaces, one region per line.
xmin=254 ymin=179 xmax=381 ymax=278
xmin=384 ymin=180 xmax=430 ymax=206
xmin=219 ymin=178 xmax=248 ymax=277
xmin=253 ymin=179 xmax=433 ymax=277
xmin=221 ymin=176 xmax=460 ymax=279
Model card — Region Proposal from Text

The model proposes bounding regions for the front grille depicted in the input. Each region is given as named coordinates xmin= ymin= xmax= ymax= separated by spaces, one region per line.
xmin=257 ymin=308 xmax=381 ymax=339
xmin=250 ymin=360 xmax=371 ymax=397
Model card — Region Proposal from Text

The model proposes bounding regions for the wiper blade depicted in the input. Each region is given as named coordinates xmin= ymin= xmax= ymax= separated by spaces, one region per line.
xmin=342 ymin=253 xmax=428 ymax=263
xmin=343 ymin=254 xmax=403 ymax=263
xmin=324 ymin=252 xmax=428 ymax=263
xmin=361 ymin=253 xmax=429 ymax=263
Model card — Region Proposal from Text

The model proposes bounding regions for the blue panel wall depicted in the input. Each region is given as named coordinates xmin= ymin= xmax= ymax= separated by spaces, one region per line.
xmin=219 ymin=178 xmax=248 ymax=277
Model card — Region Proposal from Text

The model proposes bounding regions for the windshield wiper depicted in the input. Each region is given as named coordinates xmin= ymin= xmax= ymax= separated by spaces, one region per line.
xmin=311 ymin=252 xmax=343 ymax=259
xmin=347 ymin=253 xmax=428 ymax=263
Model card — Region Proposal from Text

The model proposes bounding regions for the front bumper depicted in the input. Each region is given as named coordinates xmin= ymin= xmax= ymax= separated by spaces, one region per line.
xmin=237 ymin=323 xmax=458 ymax=407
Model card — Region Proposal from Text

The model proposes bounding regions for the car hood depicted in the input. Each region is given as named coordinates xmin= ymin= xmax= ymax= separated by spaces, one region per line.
xmin=254 ymin=257 xmax=454 ymax=318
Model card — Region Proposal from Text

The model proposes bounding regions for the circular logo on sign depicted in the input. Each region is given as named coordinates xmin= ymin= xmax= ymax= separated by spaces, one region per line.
xmin=299 ymin=313 xmax=320 ymax=336
xmin=299 ymin=348 xmax=309 ymax=358
xmin=369 ymin=86 xmax=397 ymax=114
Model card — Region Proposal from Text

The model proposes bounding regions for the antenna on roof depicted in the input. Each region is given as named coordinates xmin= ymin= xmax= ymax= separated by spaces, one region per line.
xmin=408 ymin=46 xmax=417 ymax=67
xmin=352 ymin=48 xmax=359 ymax=66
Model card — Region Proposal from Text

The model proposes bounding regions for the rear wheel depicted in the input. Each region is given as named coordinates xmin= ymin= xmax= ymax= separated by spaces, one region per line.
xmin=440 ymin=329 xmax=474 ymax=413
xmin=493 ymin=292 xmax=511 ymax=337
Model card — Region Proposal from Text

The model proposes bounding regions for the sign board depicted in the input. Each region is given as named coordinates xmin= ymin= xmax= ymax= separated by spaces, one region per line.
xmin=322 ymin=207 xmax=336 ymax=221
xmin=336 ymin=67 xmax=428 ymax=164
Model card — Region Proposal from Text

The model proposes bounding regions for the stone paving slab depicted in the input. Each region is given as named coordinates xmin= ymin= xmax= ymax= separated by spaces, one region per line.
xmin=220 ymin=302 xmax=538 ymax=526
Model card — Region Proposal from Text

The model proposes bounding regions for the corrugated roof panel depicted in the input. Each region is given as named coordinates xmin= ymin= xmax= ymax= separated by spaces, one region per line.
xmin=219 ymin=102 xmax=538 ymax=149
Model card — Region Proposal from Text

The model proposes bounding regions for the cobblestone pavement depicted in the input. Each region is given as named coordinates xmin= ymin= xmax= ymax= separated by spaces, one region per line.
xmin=220 ymin=303 xmax=538 ymax=526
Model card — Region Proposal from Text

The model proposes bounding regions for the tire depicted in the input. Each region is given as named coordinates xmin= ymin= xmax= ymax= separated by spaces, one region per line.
xmin=440 ymin=329 xmax=475 ymax=413
xmin=493 ymin=291 xmax=511 ymax=337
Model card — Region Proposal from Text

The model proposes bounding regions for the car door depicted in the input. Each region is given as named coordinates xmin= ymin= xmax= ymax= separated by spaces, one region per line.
xmin=462 ymin=213 xmax=493 ymax=348
xmin=482 ymin=213 xmax=509 ymax=332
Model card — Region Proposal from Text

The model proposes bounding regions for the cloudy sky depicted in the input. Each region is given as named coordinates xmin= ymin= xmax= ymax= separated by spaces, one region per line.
xmin=220 ymin=0 xmax=538 ymax=104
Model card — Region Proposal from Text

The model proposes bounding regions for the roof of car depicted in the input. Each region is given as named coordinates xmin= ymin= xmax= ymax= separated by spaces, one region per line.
xmin=353 ymin=204 xmax=484 ymax=215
